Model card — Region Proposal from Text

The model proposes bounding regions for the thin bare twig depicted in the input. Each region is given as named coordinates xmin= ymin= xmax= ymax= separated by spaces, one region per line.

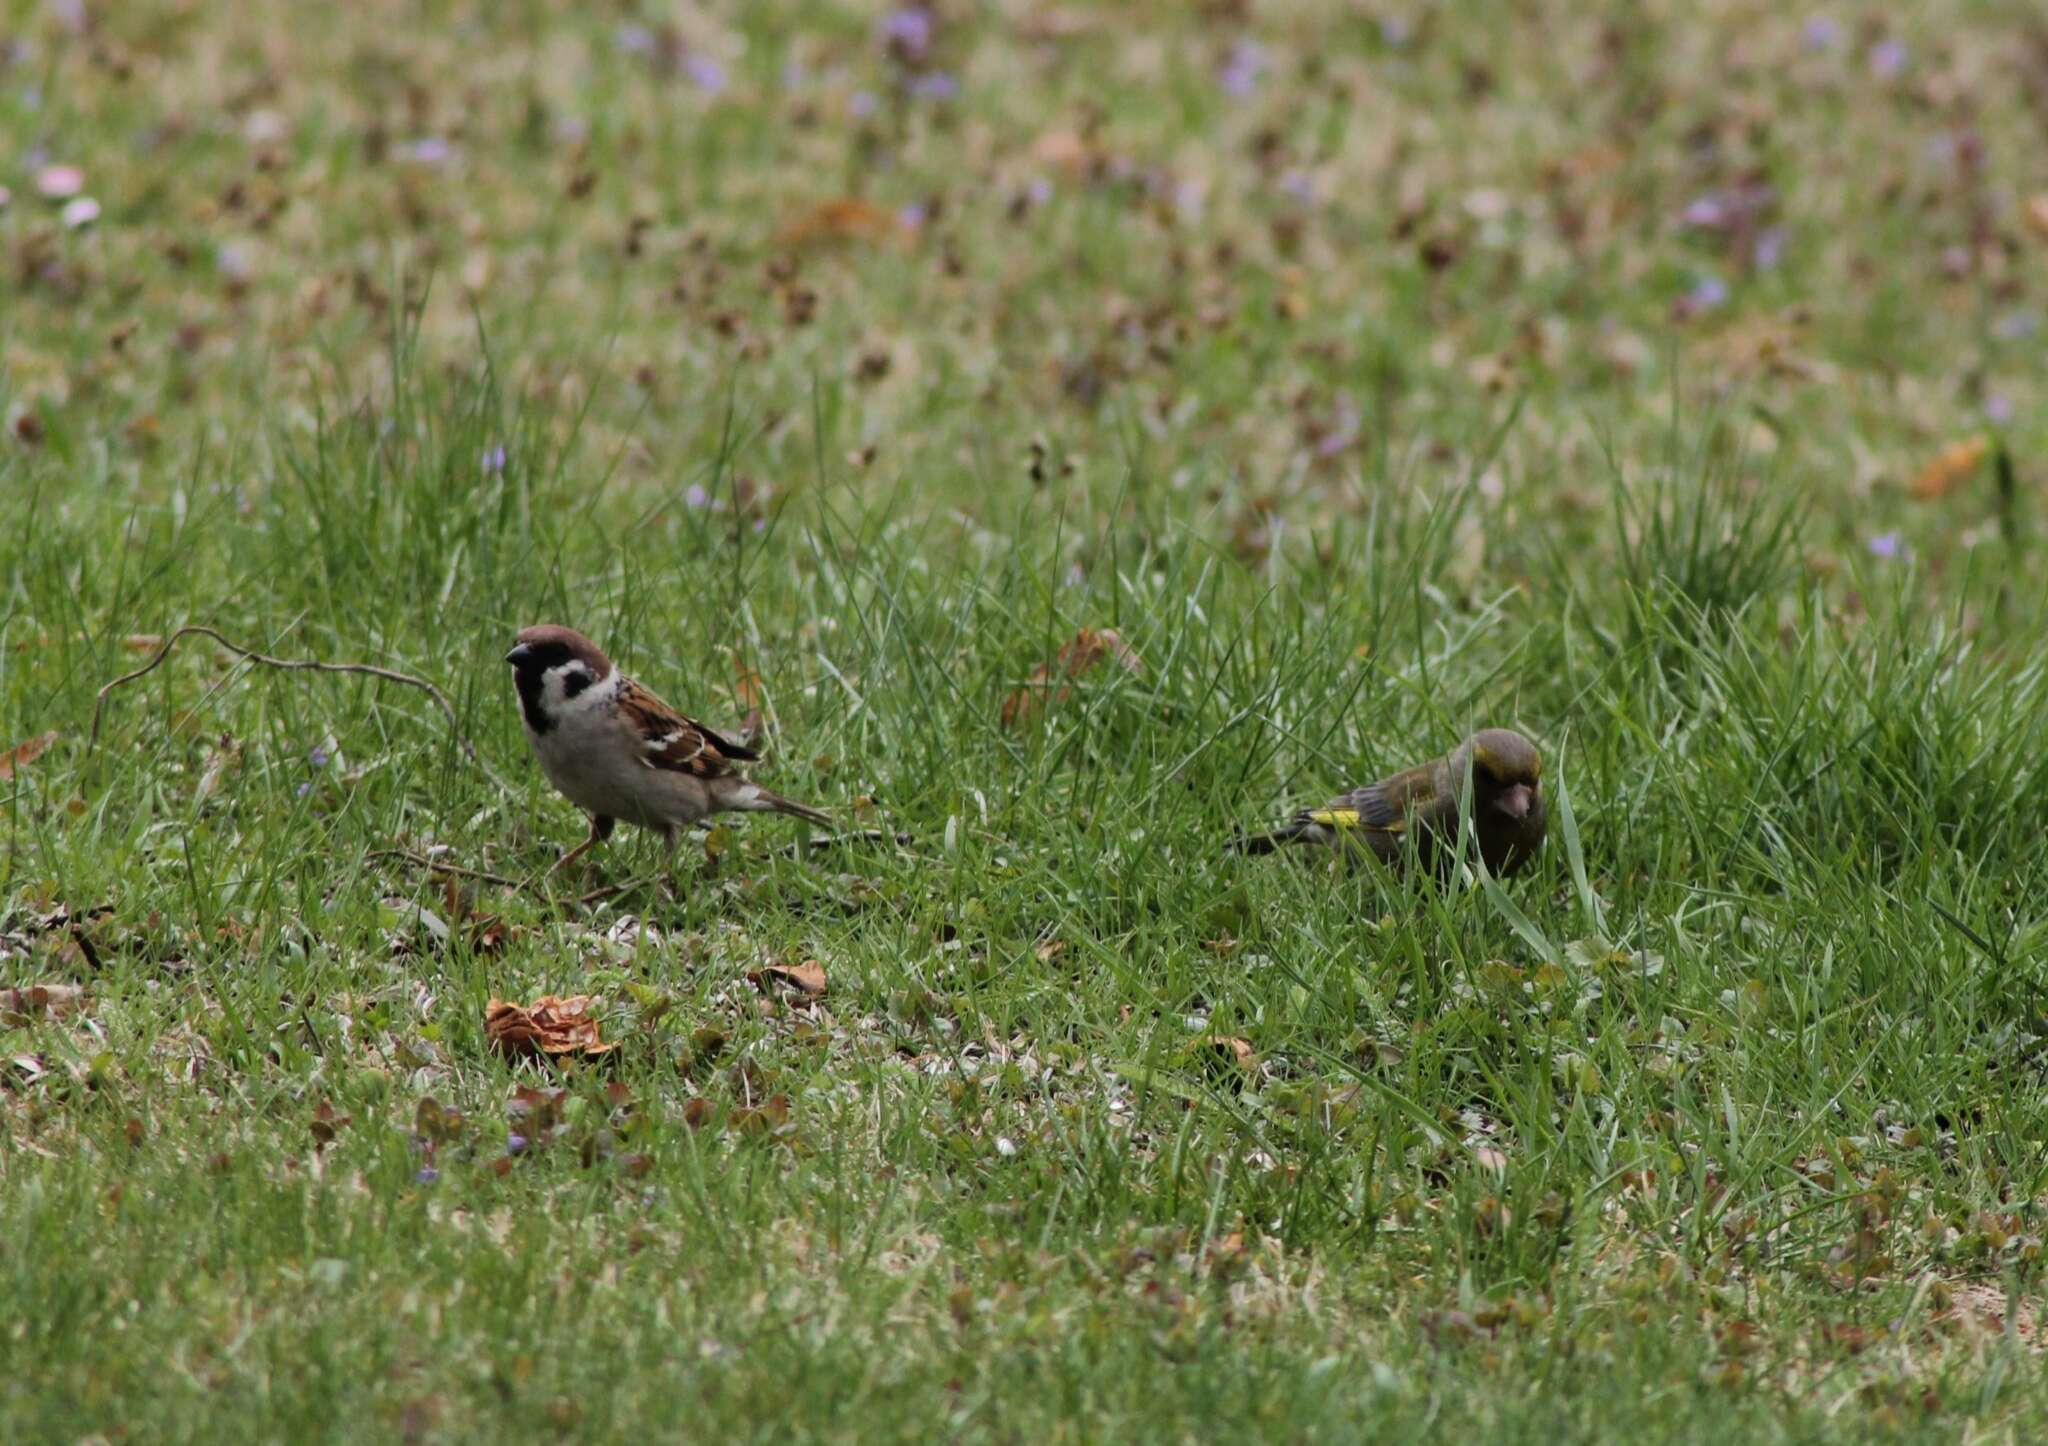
xmin=89 ymin=625 xmax=513 ymax=796
xmin=776 ymin=828 xmax=916 ymax=858
xmin=578 ymin=877 xmax=658 ymax=906
xmin=363 ymin=849 xmax=527 ymax=891
xmin=367 ymin=848 xmax=652 ymax=909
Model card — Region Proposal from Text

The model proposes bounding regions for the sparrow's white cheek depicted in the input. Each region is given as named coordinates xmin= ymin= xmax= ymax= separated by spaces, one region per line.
xmin=544 ymin=665 xmax=618 ymax=715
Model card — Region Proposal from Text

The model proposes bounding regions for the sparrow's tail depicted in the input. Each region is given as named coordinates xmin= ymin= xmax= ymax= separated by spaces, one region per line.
xmin=1225 ymin=818 xmax=1321 ymax=855
xmin=734 ymin=783 xmax=834 ymax=828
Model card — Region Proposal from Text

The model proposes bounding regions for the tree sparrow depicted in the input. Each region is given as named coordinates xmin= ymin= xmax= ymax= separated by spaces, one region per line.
xmin=504 ymin=624 xmax=830 ymax=871
xmin=1229 ymin=728 xmax=1546 ymax=878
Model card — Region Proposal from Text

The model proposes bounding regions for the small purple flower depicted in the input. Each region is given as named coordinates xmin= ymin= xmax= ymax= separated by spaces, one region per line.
xmin=908 ymin=70 xmax=958 ymax=101
xmin=1218 ymin=39 xmax=1267 ymax=97
xmin=1993 ymin=311 xmax=2037 ymax=341
xmin=1802 ymin=17 xmax=1840 ymax=51
xmin=1026 ymin=177 xmax=1053 ymax=207
xmin=614 ymin=24 xmax=655 ymax=57
xmin=481 ymin=444 xmax=507 ymax=474
xmin=506 ymin=1133 xmax=529 ymax=1155
xmin=850 ymin=90 xmax=879 ymax=118
xmin=415 ymin=1166 xmax=440 ymax=1184
xmin=1752 ymin=227 xmax=1787 ymax=270
xmin=897 ymin=202 xmax=927 ymax=230
xmin=309 ymin=744 xmax=330 ymax=768
xmin=1868 ymin=39 xmax=1907 ymax=78
xmin=1317 ymin=395 xmax=1362 ymax=457
xmin=1280 ymin=170 xmax=1317 ymax=205
xmin=1866 ymin=531 xmax=1907 ymax=560
xmin=1686 ymin=274 xmax=1729 ymax=311
xmin=296 ymin=781 xmax=312 ymax=798
xmin=781 ymin=61 xmax=807 ymax=91
xmin=686 ymin=54 xmax=727 ymax=94
xmin=684 ymin=482 xmax=712 ymax=509
xmin=400 ymin=137 xmax=454 ymax=166
xmin=1682 ymin=196 xmax=1726 ymax=229
xmin=1985 ymin=394 xmax=2015 ymax=426
xmin=1380 ymin=16 xmax=1412 ymax=46
xmin=881 ymin=7 xmax=933 ymax=59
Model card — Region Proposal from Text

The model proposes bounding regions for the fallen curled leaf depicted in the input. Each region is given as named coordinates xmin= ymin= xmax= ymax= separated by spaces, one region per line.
xmin=682 ymin=1096 xmax=715 ymax=1128
xmin=1001 ymin=627 xmax=1144 ymax=726
xmin=748 ymin=959 xmax=827 ymax=1000
xmin=775 ymin=197 xmax=893 ymax=248
xmin=0 ymin=730 xmax=58 ymax=781
xmin=486 ymin=995 xmax=617 ymax=1060
xmin=1911 ymin=437 xmax=1989 ymax=501
xmin=1 ymin=983 xmax=87 ymax=1024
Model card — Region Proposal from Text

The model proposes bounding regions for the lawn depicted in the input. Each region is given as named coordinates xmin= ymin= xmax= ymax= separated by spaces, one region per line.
xmin=5 ymin=0 xmax=2048 ymax=1439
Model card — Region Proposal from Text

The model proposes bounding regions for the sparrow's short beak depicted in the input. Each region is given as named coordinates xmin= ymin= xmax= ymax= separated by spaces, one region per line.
xmin=504 ymin=643 xmax=533 ymax=666
xmin=1497 ymin=782 xmax=1534 ymax=820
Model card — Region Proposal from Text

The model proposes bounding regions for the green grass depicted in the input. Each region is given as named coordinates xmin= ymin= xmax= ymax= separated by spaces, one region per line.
xmin=7 ymin=1 xmax=2048 ymax=1440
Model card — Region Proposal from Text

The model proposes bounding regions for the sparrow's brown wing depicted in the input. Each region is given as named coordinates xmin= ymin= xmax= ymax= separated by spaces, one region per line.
xmin=618 ymin=680 xmax=759 ymax=779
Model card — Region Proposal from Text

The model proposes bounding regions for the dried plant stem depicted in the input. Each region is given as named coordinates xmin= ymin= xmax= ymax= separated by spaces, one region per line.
xmin=89 ymin=624 xmax=513 ymax=796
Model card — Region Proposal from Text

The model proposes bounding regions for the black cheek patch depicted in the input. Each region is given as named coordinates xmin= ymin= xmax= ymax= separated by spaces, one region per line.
xmin=514 ymin=670 xmax=552 ymax=735
xmin=563 ymin=671 xmax=591 ymax=701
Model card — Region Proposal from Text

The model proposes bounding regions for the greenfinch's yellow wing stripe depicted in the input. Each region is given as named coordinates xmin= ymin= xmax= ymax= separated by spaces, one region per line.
xmin=1307 ymin=807 xmax=1402 ymax=833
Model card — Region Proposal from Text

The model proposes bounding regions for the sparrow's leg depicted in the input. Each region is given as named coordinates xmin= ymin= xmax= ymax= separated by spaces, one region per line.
xmin=550 ymin=814 xmax=614 ymax=875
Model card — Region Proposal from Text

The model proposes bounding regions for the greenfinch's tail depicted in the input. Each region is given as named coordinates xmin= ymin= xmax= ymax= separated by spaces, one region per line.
xmin=1226 ymin=818 xmax=1322 ymax=855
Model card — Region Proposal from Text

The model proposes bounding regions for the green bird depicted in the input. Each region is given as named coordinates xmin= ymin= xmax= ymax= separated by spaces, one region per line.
xmin=1229 ymin=728 xmax=1548 ymax=878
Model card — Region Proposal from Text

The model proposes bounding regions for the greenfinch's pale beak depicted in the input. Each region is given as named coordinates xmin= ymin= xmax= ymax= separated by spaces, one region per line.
xmin=1497 ymin=783 xmax=1535 ymax=819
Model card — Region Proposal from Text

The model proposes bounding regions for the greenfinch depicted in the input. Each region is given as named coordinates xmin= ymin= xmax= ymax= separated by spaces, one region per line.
xmin=1229 ymin=728 xmax=1547 ymax=878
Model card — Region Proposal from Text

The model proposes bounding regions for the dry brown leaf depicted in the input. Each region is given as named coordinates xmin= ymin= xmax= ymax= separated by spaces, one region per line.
xmin=415 ymin=1095 xmax=466 ymax=1140
xmin=731 ymin=653 xmax=765 ymax=710
xmin=731 ymin=1092 xmax=792 ymax=1135
xmin=507 ymin=1084 xmax=566 ymax=1130
xmin=309 ymin=1098 xmax=350 ymax=1148
xmin=682 ymin=1096 xmax=715 ymax=1128
xmin=0 ymin=983 xmax=86 ymax=1024
xmin=1196 ymin=1036 xmax=1258 ymax=1072
xmin=776 ymin=197 xmax=893 ymax=248
xmin=1031 ymin=130 xmax=1092 ymax=173
xmin=1001 ymin=627 xmax=1145 ymax=726
xmin=485 ymin=994 xmax=617 ymax=1060
xmin=1911 ymin=437 xmax=1989 ymax=501
xmin=748 ymin=959 xmax=828 ymax=999
xmin=0 ymin=730 xmax=58 ymax=780
xmin=2027 ymin=195 xmax=2048 ymax=245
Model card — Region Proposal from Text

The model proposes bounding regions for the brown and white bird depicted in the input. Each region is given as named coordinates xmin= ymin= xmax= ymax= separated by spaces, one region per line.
xmin=1230 ymin=728 xmax=1547 ymax=878
xmin=504 ymin=624 xmax=830 ymax=871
